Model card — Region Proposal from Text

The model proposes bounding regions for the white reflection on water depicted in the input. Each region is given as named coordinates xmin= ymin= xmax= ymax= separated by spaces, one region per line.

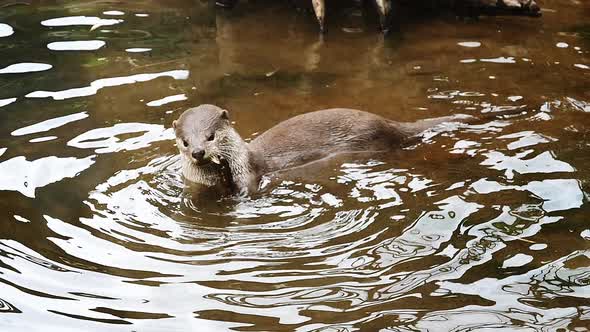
xmin=430 ymin=250 xmax=590 ymax=331
xmin=0 ymin=97 xmax=17 ymax=108
xmin=502 ymin=253 xmax=533 ymax=268
xmin=0 ymin=63 xmax=52 ymax=74
xmin=0 ymin=238 xmax=229 ymax=331
xmin=498 ymin=131 xmax=556 ymax=150
xmin=566 ymin=97 xmax=590 ymax=112
xmin=41 ymin=16 xmax=123 ymax=27
xmin=525 ymin=179 xmax=584 ymax=212
xmin=199 ymin=195 xmax=486 ymax=321
xmin=25 ymin=70 xmax=189 ymax=100
xmin=146 ymin=94 xmax=187 ymax=107
xmin=47 ymin=40 xmax=106 ymax=51
xmin=0 ymin=23 xmax=14 ymax=37
xmin=338 ymin=161 xmax=419 ymax=204
xmin=29 ymin=136 xmax=58 ymax=143
xmin=13 ymin=215 xmax=30 ymax=223
xmin=457 ymin=41 xmax=481 ymax=48
xmin=471 ymin=178 xmax=584 ymax=213
xmin=556 ymin=42 xmax=569 ymax=48
xmin=11 ymin=112 xmax=88 ymax=136
xmin=0 ymin=156 xmax=95 ymax=198
xmin=371 ymin=196 xmax=482 ymax=269
xmin=103 ymin=11 xmax=125 ymax=16
xmin=481 ymin=151 xmax=574 ymax=179
xmin=321 ymin=193 xmax=342 ymax=207
xmin=530 ymin=243 xmax=547 ymax=250
xmin=450 ymin=139 xmax=480 ymax=156
xmin=68 ymin=123 xmax=174 ymax=153
xmin=126 ymin=48 xmax=152 ymax=53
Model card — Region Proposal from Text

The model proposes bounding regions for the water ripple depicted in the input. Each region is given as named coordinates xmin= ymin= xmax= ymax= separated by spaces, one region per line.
xmin=11 ymin=112 xmax=88 ymax=137
xmin=68 ymin=123 xmax=174 ymax=154
xmin=26 ymin=70 xmax=189 ymax=100
xmin=0 ymin=298 xmax=20 ymax=313
xmin=0 ymin=156 xmax=95 ymax=198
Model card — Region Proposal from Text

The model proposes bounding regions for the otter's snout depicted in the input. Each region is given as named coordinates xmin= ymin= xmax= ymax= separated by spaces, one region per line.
xmin=191 ymin=150 xmax=206 ymax=163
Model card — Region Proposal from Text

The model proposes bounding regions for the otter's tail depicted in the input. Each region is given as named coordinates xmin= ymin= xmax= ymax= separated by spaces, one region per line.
xmin=395 ymin=106 xmax=529 ymax=137
xmin=394 ymin=114 xmax=477 ymax=137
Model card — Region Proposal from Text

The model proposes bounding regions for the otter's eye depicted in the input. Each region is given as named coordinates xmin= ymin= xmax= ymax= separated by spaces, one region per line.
xmin=182 ymin=139 xmax=189 ymax=147
xmin=207 ymin=133 xmax=215 ymax=141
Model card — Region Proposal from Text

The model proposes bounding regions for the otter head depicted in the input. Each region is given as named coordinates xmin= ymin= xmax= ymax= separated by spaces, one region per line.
xmin=173 ymin=104 xmax=232 ymax=167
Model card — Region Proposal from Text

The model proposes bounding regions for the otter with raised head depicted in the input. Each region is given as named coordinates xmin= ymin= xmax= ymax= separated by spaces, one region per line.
xmin=173 ymin=104 xmax=474 ymax=195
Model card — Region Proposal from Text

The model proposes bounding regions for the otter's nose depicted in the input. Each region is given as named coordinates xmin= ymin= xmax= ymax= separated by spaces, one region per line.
xmin=192 ymin=150 xmax=205 ymax=161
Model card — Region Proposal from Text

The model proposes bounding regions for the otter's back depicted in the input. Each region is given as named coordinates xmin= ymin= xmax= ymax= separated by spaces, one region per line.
xmin=249 ymin=108 xmax=409 ymax=172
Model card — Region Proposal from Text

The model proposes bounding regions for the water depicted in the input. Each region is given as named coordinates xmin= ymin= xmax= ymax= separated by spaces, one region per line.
xmin=0 ymin=0 xmax=589 ymax=330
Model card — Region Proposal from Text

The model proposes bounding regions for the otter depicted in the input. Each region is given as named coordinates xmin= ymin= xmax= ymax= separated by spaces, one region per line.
xmin=173 ymin=104 xmax=475 ymax=195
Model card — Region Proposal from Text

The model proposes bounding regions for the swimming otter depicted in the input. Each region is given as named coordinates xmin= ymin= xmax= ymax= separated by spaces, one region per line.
xmin=173 ymin=104 xmax=474 ymax=195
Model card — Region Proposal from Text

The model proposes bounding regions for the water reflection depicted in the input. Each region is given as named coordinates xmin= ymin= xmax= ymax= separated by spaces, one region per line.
xmin=0 ymin=98 xmax=17 ymax=108
xmin=26 ymin=70 xmax=189 ymax=100
xmin=125 ymin=47 xmax=152 ymax=53
xmin=11 ymin=112 xmax=88 ymax=136
xmin=41 ymin=16 xmax=123 ymax=28
xmin=0 ymin=0 xmax=589 ymax=330
xmin=0 ymin=23 xmax=14 ymax=37
xmin=147 ymin=93 xmax=187 ymax=107
xmin=47 ymin=40 xmax=106 ymax=51
xmin=68 ymin=123 xmax=173 ymax=153
xmin=0 ymin=63 xmax=52 ymax=74
xmin=0 ymin=155 xmax=95 ymax=198
xmin=103 ymin=11 xmax=125 ymax=16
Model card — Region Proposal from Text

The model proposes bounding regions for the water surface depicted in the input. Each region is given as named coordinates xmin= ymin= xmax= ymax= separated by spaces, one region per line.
xmin=0 ymin=0 xmax=589 ymax=330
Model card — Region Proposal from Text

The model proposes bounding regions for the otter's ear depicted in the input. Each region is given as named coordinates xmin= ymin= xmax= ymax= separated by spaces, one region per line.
xmin=221 ymin=109 xmax=229 ymax=120
xmin=172 ymin=120 xmax=177 ymax=129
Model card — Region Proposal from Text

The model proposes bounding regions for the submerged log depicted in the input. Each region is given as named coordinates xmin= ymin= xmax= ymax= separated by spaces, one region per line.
xmin=214 ymin=0 xmax=541 ymax=33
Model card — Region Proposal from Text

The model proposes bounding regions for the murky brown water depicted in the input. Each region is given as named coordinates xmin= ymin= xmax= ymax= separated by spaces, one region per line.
xmin=0 ymin=0 xmax=589 ymax=330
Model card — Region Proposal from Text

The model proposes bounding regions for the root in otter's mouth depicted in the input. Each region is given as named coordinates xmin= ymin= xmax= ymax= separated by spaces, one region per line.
xmin=191 ymin=154 xmax=224 ymax=167
xmin=209 ymin=154 xmax=222 ymax=165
